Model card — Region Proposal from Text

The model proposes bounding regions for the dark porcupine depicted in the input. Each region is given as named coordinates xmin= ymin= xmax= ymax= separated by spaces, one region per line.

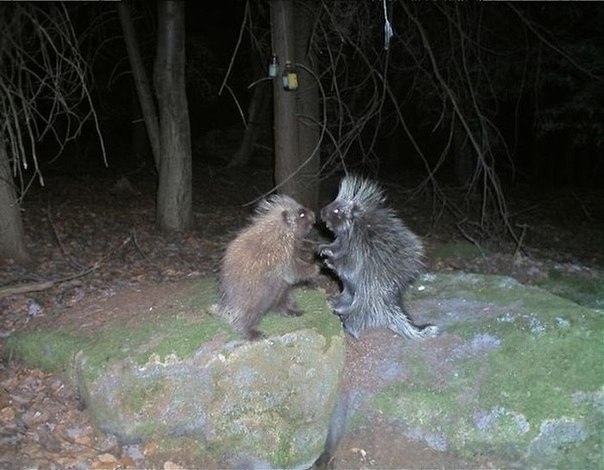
xmin=318 ymin=175 xmax=438 ymax=340
xmin=213 ymin=194 xmax=319 ymax=340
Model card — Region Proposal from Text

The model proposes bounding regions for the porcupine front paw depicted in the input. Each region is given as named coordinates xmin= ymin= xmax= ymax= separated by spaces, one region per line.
xmin=329 ymin=296 xmax=353 ymax=317
xmin=318 ymin=244 xmax=334 ymax=259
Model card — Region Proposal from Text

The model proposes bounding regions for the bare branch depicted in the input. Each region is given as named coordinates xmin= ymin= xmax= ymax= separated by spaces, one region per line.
xmin=0 ymin=3 xmax=106 ymax=194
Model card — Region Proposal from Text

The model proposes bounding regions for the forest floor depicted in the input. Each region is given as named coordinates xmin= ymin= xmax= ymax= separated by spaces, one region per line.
xmin=0 ymin=168 xmax=602 ymax=469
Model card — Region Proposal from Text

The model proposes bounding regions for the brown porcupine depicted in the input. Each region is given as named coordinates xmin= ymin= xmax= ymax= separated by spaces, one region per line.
xmin=213 ymin=194 xmax=319 ymax=340
xmin=318 ymin=175 xmax=438 ymax=340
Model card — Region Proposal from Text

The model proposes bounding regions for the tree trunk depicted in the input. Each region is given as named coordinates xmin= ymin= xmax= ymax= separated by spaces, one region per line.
xmin=0 ymin=139 xmax=29 ymax=263
xmin=270 ymin=0 xmax=320 ymax=208
xmin=118 ymin=1 xmax=161 ymax=171
xmin=154 ymin=0 xmax=192 ymax=232
xmin=229 ymin=82 xmax=271 ymax=167
xmin=294 ymin=0 xmax=320 ymax=210
xmin=270 ymin=0 xmax=300 ymax=199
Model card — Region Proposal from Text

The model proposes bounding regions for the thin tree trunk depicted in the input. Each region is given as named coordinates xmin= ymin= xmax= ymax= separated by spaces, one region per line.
xmin=154 ymin=0 xmax=192 ymax=232
xmin=294 ymin=0 xmax=320 ymax=210
xmin=0 ymin=139 xmax=29 ymax=263
xmin=118 ymin=1 xmax=161 ymax=170
xmin=229 ymin=82 xmax=270 ymax=167
xmin=131 ymin=91 xmax=150 ymax=167
xmin=270 ymin=0 xmax=299 ymax=199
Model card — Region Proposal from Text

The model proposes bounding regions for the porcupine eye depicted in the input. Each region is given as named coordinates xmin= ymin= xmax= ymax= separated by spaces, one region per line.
xmin=298 ymin=209 xmax=309 ymax=229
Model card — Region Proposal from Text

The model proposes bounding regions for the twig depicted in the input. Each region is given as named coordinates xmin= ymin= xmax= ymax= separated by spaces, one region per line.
xmin=0 ymin=236 xmax=132 ymax=298
xmin=513 ymin=223 xmax=528 ymax=259
xmin=571 ymin=192 xmax=593 ymax=221
xmin=508 ymin=3 xmax=602 ymax=81
xmin=46 ymin=205 xmax=86 ymax=270
xmin=130 ymin=231 xmax=147 ymax=260
xmin=456 ymin=219 xmax=485 ymax=257
xmin=218 ymin=0 xmax=249 ymax=96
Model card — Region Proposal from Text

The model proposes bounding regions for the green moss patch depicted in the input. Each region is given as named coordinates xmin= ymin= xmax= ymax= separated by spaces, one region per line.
xmin=7 ymin=279 xmax=230 ymax=379
xmin=7 ymin=279 xmax=337 ymax=382
xmin=7 ymin=330 xmax=88 ymax=373
xmin=536 ymin=269 xmax=604 ymax=310
xmin=259 ymin=287 xmax=342 ymax=343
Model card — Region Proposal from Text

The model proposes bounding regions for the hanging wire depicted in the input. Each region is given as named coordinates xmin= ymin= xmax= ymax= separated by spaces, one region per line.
xmin=383 ymin=0 xmax=393 ymax=50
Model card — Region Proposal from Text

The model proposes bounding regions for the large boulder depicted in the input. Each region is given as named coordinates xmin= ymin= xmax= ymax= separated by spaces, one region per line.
xmin=9 ymin=272 xmax=601 ymax=468
xmin=362 ymin=272 xmax=603 ymax=469
xmin=8 ymin=279 xmax=345 ymax=469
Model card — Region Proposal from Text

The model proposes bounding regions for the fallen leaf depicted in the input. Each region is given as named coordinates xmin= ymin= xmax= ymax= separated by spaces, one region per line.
xmin=97 ymin=452 xmax=118 ymax=463
xmin=0 ymin=407 xmax=15 ymax=423
xmin=164 ymin=461 xmax=186 ymax=470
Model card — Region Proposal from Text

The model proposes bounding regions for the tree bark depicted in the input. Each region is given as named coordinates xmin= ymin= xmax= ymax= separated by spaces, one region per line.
xmin=294 ymin=0 xmax=320 ymax=210
xmin=118 ymin=1 xmax=161 ymax=171
xmin=0 ymin=139 xmax=29 ymax=263
xmin=154 ymin=0 xmax=192 ymax=232
xmin=270 ymin=0 xmax=320 ymax=208
xmin=270 ymin=0 xmax=300 ymax=199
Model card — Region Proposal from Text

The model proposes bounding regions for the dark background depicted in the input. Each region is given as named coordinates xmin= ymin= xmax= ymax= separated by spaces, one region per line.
xmin=32 ymin=1 xmax=602 ymax=189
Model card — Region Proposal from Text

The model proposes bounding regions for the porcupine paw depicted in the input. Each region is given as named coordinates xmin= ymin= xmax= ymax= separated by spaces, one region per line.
xmin=389 ymin=320 xmax=439 ymax=340
xmin=318 ymin=244 xmax=334 ymax=259
xmin=341 ymin=320 xmax=360 ymax=339
xmin=420 ymin=324 xmax=439 ymax=338
xmin=318 ymin=248 xmax=336 ymax=270
xmin=333 ymin=305 xmax=352 ymax=318
xmin=328 ymin=296 xmax=352 ymax=317
xmin=242 ymin=328 xmax=265 ymax=341
xmin=281 ymin=306 xmax=304 ymax=317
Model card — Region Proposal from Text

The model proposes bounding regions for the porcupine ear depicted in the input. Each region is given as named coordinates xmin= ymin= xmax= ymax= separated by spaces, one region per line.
xmin=281 ymin=209 xmax=291 ymax=225
xmin=350 ymin=201 xmax=361 ymax=218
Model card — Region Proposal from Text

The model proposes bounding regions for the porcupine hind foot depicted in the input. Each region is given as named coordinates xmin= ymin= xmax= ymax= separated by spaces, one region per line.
xmin=340 ymin=317 xmax=362 ymax=339
xmin=329 ymin=277 xmax=355 ymax=317
xmin=329 ymin=293 xmax=353 ymax=317
xmin=331 ymin=303 xmax=352 ymax=318
xmin=240 ymin=327 xmax=265 ymax=341
xmin=274 ymin=289 xmax=304 ymax=317
xmin=223 ymin=309 xmax=266 ymax=341
xmin=388 ymin=311 xmax=439 ymax=340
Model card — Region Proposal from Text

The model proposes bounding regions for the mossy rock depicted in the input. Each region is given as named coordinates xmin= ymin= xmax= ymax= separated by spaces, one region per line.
xmin=373 ymin=273 xmax=603 ymax=469
xmin=7 ymin=278 xmax=345 ymax=469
